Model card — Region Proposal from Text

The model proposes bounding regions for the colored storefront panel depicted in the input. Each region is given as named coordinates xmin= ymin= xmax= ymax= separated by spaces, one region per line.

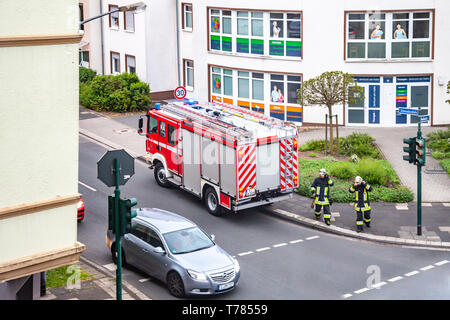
xmin=237 ymin=100 xmax=250 ymax=110
xmin=354 ymin=76 xmax=380 ymax=83
xmin=251 ymin=39 xmax=264 ymax=55
xmin=286 ymin=106 xmax=302 ymax=122
xmin=368 ymin=110 xmax=380 ymax=124
xmin=368 ymin=85 xmax=380 ymax=108
xmin=286 ymin=41 xmax=301 ymax=57
xmin=269 ymin=40 xmax=284 ymax=56
xmin=211 ymin=95 xmax=222 ymax=103
xmin=251 ymin=102 xmax=265 ymax=114
xmin=222 ymin=36 xmax=232 ymax=52
xmin=211 ymin=35 xmax=220 ymax=50
xmin=396 ymin=76 xmax=431 ymax=83
xmin=222 ymin=97 xmax=233 ymax=104
xmin=237 ymin=38 xmax=249 ymax=53
xmin=395 ymin=84 xmax=407 ymax=124
xmin=270 ymin=104 xmax=285 ymax=120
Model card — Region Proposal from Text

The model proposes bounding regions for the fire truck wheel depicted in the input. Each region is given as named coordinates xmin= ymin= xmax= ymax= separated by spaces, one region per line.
xmin=154 ymin=162 xmax=171 ymax=188
xmin=205 ymin=188 xmax=225 ymax=217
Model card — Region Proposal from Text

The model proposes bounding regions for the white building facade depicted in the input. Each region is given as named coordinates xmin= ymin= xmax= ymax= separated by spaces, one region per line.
xmin=177 ymin=0 xmax=449 ymax=127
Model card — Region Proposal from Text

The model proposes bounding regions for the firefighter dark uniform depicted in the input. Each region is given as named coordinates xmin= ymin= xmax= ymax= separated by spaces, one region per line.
xmin=310 ymin=175 xmax=334 ymax=225
xmin=349 ymin=182 xmax=372 ymax=232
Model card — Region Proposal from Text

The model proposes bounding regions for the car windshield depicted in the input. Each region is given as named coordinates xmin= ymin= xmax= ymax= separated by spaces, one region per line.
xmin=163 ymin=227 xmax=214 ymax=254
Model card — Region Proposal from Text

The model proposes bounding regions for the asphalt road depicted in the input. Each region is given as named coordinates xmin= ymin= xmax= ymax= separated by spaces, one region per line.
xmin=78 ymin=135 xmax=450 ymax=300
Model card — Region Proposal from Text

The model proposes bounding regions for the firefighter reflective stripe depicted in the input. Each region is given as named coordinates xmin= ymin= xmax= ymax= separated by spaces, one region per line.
xmin=237 ymin=144 xmax=256 ymax=200
xmin=350 ymin=186 xmax=355 ymax=192
xmin=355 ymin=203 xmax=371 ymax=211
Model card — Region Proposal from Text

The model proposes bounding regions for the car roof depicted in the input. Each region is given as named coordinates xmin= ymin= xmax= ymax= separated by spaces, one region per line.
xmin=135 ymin=208 xmax=196 ymax=234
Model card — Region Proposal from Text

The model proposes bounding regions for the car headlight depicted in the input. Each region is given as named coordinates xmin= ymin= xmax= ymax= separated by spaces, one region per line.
xmin=187 ymin=270 xmax=207 ymax=281
xmin=233 ymin=258 xmax=240 ymax=273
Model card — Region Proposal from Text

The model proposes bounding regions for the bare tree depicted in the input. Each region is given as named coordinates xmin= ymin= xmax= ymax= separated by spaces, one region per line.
xmin=297 ymin=71 xmax=364 ymax=154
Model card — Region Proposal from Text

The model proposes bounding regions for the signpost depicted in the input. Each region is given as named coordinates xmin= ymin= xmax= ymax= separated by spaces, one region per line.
xmin=97 ymin=149 xmax=135 ymax=300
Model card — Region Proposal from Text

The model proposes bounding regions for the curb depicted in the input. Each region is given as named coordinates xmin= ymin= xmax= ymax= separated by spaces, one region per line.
xmin=268 ymin=208 xmax=450 ymax=250
xmin=79 ymin=256 xmax=151 ymax=300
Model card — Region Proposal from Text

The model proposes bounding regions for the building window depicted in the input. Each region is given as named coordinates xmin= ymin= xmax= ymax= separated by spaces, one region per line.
xmin=110 ymin=51 xmax=120 ymax=74
xmin=184 ymin=59 xmax=194 ymax=90
xmin=346 ymin=10 xmax=433 ymax=60
xmin=79 ymin=51 xmax=89 ymax=68
xmin=125 ymin=54 xmax=136 ymax=74
xmin=124 ymin=10 xmax=135 ymax=32
xmin=79 ymin=4 xmax=84 ymax=31
xmin=109 ymin=5 xmax=119 ymax=29
xmin=209 ymin=9 xmax=301 ymax=58
xmin=182 ymin=3 xmax=193 ymax=30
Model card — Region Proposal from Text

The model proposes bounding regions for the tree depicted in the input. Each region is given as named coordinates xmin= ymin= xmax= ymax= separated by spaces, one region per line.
xmin=297 ymin=71 xmax=364 ymax=153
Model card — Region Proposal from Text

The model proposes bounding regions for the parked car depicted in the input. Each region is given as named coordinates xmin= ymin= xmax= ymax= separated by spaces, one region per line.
xmin=106 ymin=208 xmax=240 ymax=297
xmin=77 ymin=197 xmax=85 ymax=222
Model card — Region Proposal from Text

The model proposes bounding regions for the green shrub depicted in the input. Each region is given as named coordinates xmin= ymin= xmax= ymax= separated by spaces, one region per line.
xmin=339 ymin=133 xmax=381 ymax=159
xmin=299 ymin=139 xmax=326 ymax=152
xmin=441 ymin=159 xmax=450 ymax=175
xmin=330 ymin=162 xmax=356 ymax=179
xmin=355 ymin=160 xmax=388 ymax=185
xmin=427 ymin=128 xmax=450 ymax=141
xmin=308 ymin=153 xmax=317 ymax=158
xmin=428 ymin=138 xmax=450 ymax=153
xmin=79 ymin=67 xmax=97 ymax=83
xmin=79 ymin=82 xmax=91 ymax=107
xmin=432 ymin=151 xmax=447 ymax=160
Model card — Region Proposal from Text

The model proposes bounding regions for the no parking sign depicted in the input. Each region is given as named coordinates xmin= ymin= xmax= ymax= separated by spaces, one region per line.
xmin=174 ymin=86 xmax=187 ymax=100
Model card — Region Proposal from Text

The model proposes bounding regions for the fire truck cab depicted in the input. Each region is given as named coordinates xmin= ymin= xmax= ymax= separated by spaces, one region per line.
xmin=138 ymin=100 xmax=299 ymax=216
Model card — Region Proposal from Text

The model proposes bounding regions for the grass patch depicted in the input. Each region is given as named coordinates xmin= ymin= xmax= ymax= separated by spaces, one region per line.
xmin=46 ymin=265 xmax=94 ymax=289
xmin=297 ymin=158 xmax=413 ymax=203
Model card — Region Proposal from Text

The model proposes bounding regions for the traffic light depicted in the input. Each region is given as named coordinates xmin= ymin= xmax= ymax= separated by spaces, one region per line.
xmin=403 ymin=137 xmax=416 ymax=164
xmin=415 ymin=137 xmax=426 ymax=166
xmin=119 ymin=198 xmax=138 ymax=236
xmin=108 ymin=195 xmax=116 ymax=232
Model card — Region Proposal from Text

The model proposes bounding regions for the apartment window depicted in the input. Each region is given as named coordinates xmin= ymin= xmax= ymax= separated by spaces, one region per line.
xmin=79 ymin=51 xmax=89 ymax=68
xmin=109 ymin=5 xmax=119 ymax=29
xmin=184 ymin=59 xmax=194 ymax=89
xmin=182 ymin=4 xmax=193 ymax=30
xmin=79 ymin=4 xmax=84 ymax=31
xmin=124 ymin=10 xmax=135 ymax=31
xmin=346 ymin=11 xmax=433 ymax=60
xmin=125 ymin=55 xmax=136 ymax=74
xmin=110 ymin=52 xmax=120 ymax=74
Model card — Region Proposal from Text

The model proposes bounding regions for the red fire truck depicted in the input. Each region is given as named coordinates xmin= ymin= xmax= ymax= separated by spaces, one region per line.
xmin=138 ymin=100 xmax=299 ymax=216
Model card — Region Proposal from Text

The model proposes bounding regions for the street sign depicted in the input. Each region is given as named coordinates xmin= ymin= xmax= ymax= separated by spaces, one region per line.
xmin=419 ymin=115 xmax=430 ymax=122
xmin=174 ymin=86 xmax=187 ymax=100
xmin=398 ymin=107 xmax=419 ymax=115
xmin=97 ymin=149 xmax=135 ymax=187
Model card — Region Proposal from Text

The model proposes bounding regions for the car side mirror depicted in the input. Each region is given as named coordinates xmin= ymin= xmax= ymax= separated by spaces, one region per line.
xmin=153 ymin=246 xmax=166 ymax=255
xmin=210 ymin=234 xmax=216 ymax=241
xmin=138 ymin=117 xmax=144 ymax=135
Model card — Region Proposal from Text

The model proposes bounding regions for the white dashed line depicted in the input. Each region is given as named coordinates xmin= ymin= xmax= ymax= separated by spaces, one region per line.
xmin=237 ymin=251 xmax=254 ymax=257
xmin=306 ymin=236 xmax=320 ymax=240
xmin=420 ymin=265 xmax=435 ymax=271
xmin=354 ymin=287 xmax=370 ymax=294
xmin=404 ymin=270 xmax=420 ymax=277
xmin=371 ymin=281 xmax=387 ymax=289
xmin=435 ymin=260 xmax=449 ymax=266
xmin=103 ymin=263 xmax=116 ymax=271
xmin=342 ymin=293 xmax=353 ymax=299
xmin=78 ymin=181 xmax=97 ymax=192
xmin=273 ymin=243 xmax=287 ymax=248
xmin=256 ymin=247 xmax=271 ymax=252
xmin=289 ymin=239 xmax=304 ymax=244
xmin=388 ymin=276 xmax=403 ymax=283
xmin=139 ymin=278 xmax=151 ymax=283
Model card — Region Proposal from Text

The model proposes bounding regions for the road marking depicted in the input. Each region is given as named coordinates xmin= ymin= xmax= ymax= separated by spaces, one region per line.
xmin=289 ymin=239 xmax=304 ymax=244
xmin=420 ymin=265 xmax=435 ymax=271
xmin=354 ymin=287 xmax=370 ymax=294
xmin=256 ymin=247 xmax=271 ymax=252
xmin=103 ymin=263 xmax=117 ymax=271
xmin=78 ymin=181 xmax=97 ymax=192
xmin=422 ymin=203 xmax=432 ymax=207
xmin=435 ymin=260 xmax=449 ymax=266
xmin=273 ymin=243 xmax=287 ymax=248
xmin=442 ymin=203 xmax=450 ymax=207
xmin=404 ymin=270 xmax=419 ymax=277
xmin=237 ymin=251 xmax=254 ymax=257
xmin=342 ymin=293 xmax=353 ymax=299
xmin=306 ymin=236 xmax=319 ymax=240
xmin=139 ymin=278 xmax=151 ymax=283
xmin=395 ymin=205 xmax=409 ymax=211
xmin=371 ymin=281 xmax=387 ymax=289
xmin=388 ymin=276 xmax=403 ymax=283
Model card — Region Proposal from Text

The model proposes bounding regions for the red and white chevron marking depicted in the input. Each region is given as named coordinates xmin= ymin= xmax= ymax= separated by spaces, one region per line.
xmin=237 ymin=144 xmax=257 ymax=200
xmin=286 ymin=138 xmax=294 ymax=189
xmin=293 ymin=137 xmax=299 ymax=188
xmin=280 ymin=137 xmax=297 ymax=191
xmin=280 ymin=139 xmax=287 ymax=191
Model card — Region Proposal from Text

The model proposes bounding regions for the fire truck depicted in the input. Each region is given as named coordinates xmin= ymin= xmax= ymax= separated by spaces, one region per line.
xmin=138 ymin=100 xmax=299 ymax=216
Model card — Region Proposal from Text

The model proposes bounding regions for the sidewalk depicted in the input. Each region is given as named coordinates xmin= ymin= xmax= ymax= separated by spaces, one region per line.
xmin=40 ymin=256 xmax=150 ymax=300
xmin=79 ymin=106 xmax=450 ymax=249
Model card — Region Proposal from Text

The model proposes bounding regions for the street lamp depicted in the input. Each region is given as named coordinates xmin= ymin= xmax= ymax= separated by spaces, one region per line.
xmin=79 ymin=2 xmax=146 ymax=26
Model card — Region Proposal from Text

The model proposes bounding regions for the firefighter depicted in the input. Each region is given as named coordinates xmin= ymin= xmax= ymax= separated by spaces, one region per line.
xmin=349 ymin=176 xmax=372 ymax=232
xmin=310 ymin=168 xmax=334 ymax=226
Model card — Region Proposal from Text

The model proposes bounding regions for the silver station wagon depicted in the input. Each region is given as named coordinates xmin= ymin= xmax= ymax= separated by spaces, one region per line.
xmin=106 ymin=208 xmax=240 ymax=298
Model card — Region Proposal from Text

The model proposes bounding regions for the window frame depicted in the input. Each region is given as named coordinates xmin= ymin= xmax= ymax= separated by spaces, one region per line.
xmin=125 ymin=54 xmax=136 ymax=74
xmin=167 ymin=124 xmax=178 ymax=147
xmin=182 ymin=3 xmax=193 ymax=31
xmin=148 ymin=116 xmax=158 ymax=134
xmin=344 ymin=9 xmax=434 ymax=61
xmin=108 ymin=4 xmax=120 ymax=30
xmin=183 ymin=59 xmax=194 ymax=90
xmin=110 ymin=51 xmax=120 ymax=74
xmin=124 ymin=10 xmax=135 ymax=32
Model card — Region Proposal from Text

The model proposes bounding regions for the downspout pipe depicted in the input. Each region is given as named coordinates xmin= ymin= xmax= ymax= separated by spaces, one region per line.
xmin=100 ymin=0 xmax=105 ymax=74
xmin=175 ymin=0 xmax=181 ymax=86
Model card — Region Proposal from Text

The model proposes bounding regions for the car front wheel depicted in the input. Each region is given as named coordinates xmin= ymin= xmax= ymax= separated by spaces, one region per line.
xmin=167 ymin=271 xmax=185 ymax=298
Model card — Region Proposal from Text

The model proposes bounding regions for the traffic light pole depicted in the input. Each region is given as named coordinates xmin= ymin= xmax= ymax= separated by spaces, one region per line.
xmin=416 ymin=108 xmax=422 ymax=236
xmin=114 ymin=158 xmax=123 ymax=300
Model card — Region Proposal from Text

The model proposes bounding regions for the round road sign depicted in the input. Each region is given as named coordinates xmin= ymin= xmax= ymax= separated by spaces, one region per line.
xmin=174 ymin=86 xmax=187 ymax=100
